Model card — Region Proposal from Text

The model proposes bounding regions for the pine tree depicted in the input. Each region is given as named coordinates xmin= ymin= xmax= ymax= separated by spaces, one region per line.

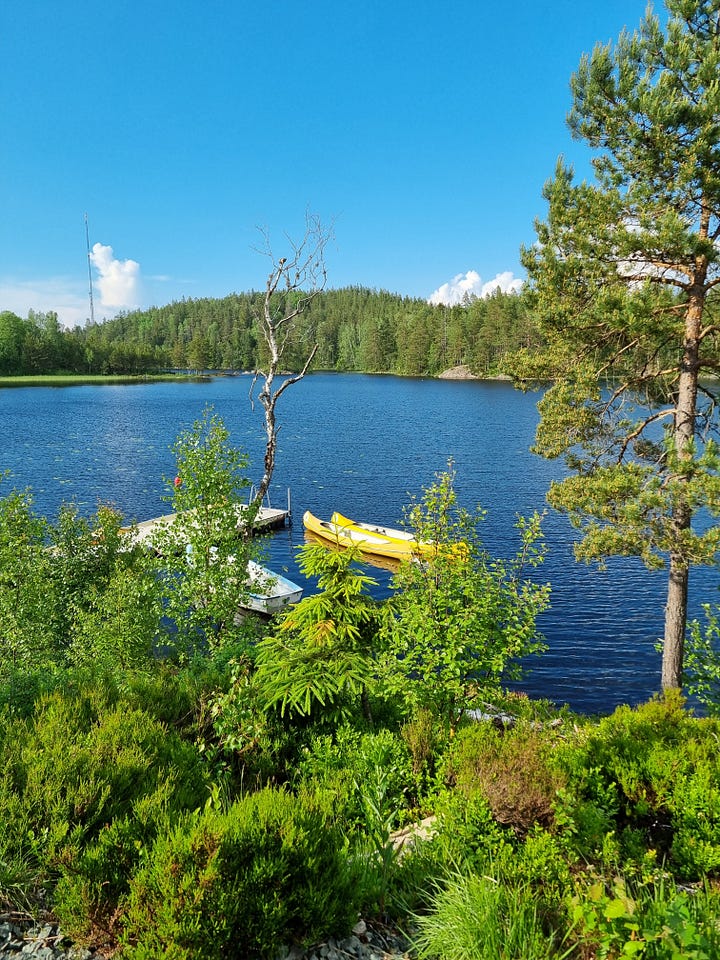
xmin=514 ymin=0 xmax=720 ymax=691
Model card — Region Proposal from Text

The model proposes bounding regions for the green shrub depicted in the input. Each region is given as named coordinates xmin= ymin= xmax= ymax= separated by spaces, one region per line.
xmin=552 ymin=777 xmax=620 ymax=863
xmin=0 ymin=661 xmax=224 ymax=738
xmin=68 ymin=563 xmax=162 ymax=672
xmin=431 ymin=788 xmax=573 ymax=922
xmin=553 ymin=694 xmax=720 ymax=879
xmin=122 ymin=660 xmax=229 ymax=741
xmin=513 ymin=828 xmax=574 ymax=906
xmin=380 ymin=469 xmax=549 ymax=735
xmin=570 ymin=874 xmax=720 ymax=959
xmin=0 ymin=681 xmax=210 ymax=926
xmin=208 ymin=655 xmax=297 ymax=789
xmin=433 ymin=790 xmax=513 ymax=870
xmin=401 ymin=707 xmax=447 ymax=791
xmin=120 ymin=787 xmax=359 ymax=959
xmin=54 ymin=816 xmax=149 ymax=946
xmin=293 ymin=724 xmax=416 ymax=825
xmin=667 ymin=735 xmax=720 ymax=879
xmin=0 ymin=664 xmax=67 ymax=719
xmin=291 ymin=729 xmax=422 ymax=916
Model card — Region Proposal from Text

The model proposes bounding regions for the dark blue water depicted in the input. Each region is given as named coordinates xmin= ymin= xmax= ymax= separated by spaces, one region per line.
xmin=2 ymin=374 xmax=716 ymax=714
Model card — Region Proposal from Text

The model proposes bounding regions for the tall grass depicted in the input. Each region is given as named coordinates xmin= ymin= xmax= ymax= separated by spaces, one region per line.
xmin=413 ymin=870 xmax=572 ymax=960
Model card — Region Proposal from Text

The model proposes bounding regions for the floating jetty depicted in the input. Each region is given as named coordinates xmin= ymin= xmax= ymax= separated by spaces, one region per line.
xmin=127 ymin=504 xmax=290 ymax=548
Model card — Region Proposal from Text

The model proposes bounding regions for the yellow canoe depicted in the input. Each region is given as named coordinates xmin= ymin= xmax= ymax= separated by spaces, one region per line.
xmin=330 ymin=512 xmax=442 ymax=558
xmin=303 ymin=510 xmax=437 ymax=561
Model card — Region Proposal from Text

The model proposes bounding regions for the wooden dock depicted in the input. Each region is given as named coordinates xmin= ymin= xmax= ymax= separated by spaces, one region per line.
xmin=127 ymin=505 xmax=290 ymax=547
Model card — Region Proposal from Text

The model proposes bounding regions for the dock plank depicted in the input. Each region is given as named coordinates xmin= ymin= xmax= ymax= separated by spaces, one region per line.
xmin=126 ymin=505 xmax=289 ymax=547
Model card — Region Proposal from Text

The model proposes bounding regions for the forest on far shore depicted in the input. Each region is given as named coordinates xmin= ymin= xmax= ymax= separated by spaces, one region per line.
xmin=0 ymin=286 xmax=541 ymax=378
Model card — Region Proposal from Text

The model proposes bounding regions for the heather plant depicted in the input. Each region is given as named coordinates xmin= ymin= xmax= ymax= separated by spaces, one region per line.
xmin=426 ymin=721 xmax=576 ymax=939
xmin=444 ymin=721 xmax=565 ymax=835
xmin=401 ymin=707 xmax=443 ymax=782
xmin=0 ymin=678 xmax=210 ymax=923
xmin=54 ymin=816 xmax=154 ymax=946
xmin=120 ymin=786 xmax=360 ymax=959
xmin=120 ymin=659 xmax=226 ymax=736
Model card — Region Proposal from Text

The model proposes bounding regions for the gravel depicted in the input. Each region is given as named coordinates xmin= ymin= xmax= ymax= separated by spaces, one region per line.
xmin=0 ymin=915 xmax=414 ymax=960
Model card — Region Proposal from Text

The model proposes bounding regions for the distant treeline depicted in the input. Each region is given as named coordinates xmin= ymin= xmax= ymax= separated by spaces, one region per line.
xmin=0 ymin=287 xmax=542 ymax=377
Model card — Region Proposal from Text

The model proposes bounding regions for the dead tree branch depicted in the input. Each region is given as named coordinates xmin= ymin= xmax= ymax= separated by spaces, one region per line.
xmin=248 ymin=213 xmax=332 ymax=516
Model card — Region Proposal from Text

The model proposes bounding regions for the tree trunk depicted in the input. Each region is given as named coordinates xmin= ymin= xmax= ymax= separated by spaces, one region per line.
xmin=662 ymin=285 xmax=703 ymax=690
xmin=246 ymin=217 xmax=328 ymax=520
xmin=663 ymin=549 xmax=688 ymax=690
xmin=255 ymin=389 xmax=277 ymax=509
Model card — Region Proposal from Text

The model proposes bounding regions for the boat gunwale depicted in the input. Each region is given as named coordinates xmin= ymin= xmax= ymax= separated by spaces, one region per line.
xmin=303 ymin=510 xmax=429 ymax=560
xmin=330 ymin=511 xmax=438 ymax=553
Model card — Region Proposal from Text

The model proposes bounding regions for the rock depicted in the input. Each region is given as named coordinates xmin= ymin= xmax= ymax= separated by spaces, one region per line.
xmin=390 ymin=815 xmax=438 ymax=853
xmin=438 ymin=364 xmax=478 ymax=379
xmin=1 ymin=913 xmax=412 ymax=960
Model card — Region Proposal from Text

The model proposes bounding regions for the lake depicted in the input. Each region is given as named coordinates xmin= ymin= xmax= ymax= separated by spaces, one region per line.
xmin=2 ymin=372 xmax=717 ymax=714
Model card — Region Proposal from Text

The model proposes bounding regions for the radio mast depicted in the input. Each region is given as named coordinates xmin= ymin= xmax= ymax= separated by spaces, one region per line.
xmin=84 ymin=213 xmax=96 ymax=324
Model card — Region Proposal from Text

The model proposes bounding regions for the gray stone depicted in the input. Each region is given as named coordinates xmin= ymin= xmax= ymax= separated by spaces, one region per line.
xmin=340 ymin=935 xmax=363 ymax=955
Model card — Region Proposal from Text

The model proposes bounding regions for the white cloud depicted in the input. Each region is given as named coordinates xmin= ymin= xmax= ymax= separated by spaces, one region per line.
xmin=90 ymin=243 xmax=142 ymax=310
xmin=0 ymin=241 xmax=144 ymax=327
xmin=0 ymin=277 xmax=90 ymax=328
xmin=428 ymin=270 xmax=523 ymax=306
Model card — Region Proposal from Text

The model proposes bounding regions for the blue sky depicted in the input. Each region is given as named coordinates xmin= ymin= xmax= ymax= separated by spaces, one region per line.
xmin=1 ymin=0 xmax=651 ymax=327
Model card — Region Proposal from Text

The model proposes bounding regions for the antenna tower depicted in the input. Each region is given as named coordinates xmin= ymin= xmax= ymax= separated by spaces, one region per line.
xmin=84 ymin=213 xmax=96 ymax=324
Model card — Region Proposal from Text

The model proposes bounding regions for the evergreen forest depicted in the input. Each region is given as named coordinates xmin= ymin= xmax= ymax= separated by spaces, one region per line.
xmin=0 ymin=287 xmax=540 ymax=377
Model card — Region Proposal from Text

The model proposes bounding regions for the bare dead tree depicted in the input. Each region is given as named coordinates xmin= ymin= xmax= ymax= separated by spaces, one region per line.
xmin=248 ymin=213 xmax=332 ymax=516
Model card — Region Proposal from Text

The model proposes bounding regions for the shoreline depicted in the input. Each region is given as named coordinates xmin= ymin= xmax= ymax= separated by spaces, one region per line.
xmin=0 ymin=365 xmax=511 ymax=389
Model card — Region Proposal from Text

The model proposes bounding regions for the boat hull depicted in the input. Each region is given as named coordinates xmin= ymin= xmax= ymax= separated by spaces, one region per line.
xmin=330 ymin=511 xmax=438 ymax=557
xmin=303 ymin=510 xmax=430 ymax=560
xmin=241 ymin=560 xmax=303 ymax=615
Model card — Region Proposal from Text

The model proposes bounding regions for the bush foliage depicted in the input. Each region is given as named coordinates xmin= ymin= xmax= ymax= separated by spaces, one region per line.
xmin=120 ymin=788 xmax=359 ymax=959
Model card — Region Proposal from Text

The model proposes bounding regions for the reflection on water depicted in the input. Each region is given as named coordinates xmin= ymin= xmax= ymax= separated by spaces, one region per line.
xmin=1 ymin=373 xmax=717 ymax=714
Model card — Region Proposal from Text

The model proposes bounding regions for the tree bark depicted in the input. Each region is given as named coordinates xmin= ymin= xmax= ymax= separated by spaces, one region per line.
xmin=663 ymin=548 xmax=688 ymax=690
xmin=662 ymin=283 xmax=703 ymax=689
